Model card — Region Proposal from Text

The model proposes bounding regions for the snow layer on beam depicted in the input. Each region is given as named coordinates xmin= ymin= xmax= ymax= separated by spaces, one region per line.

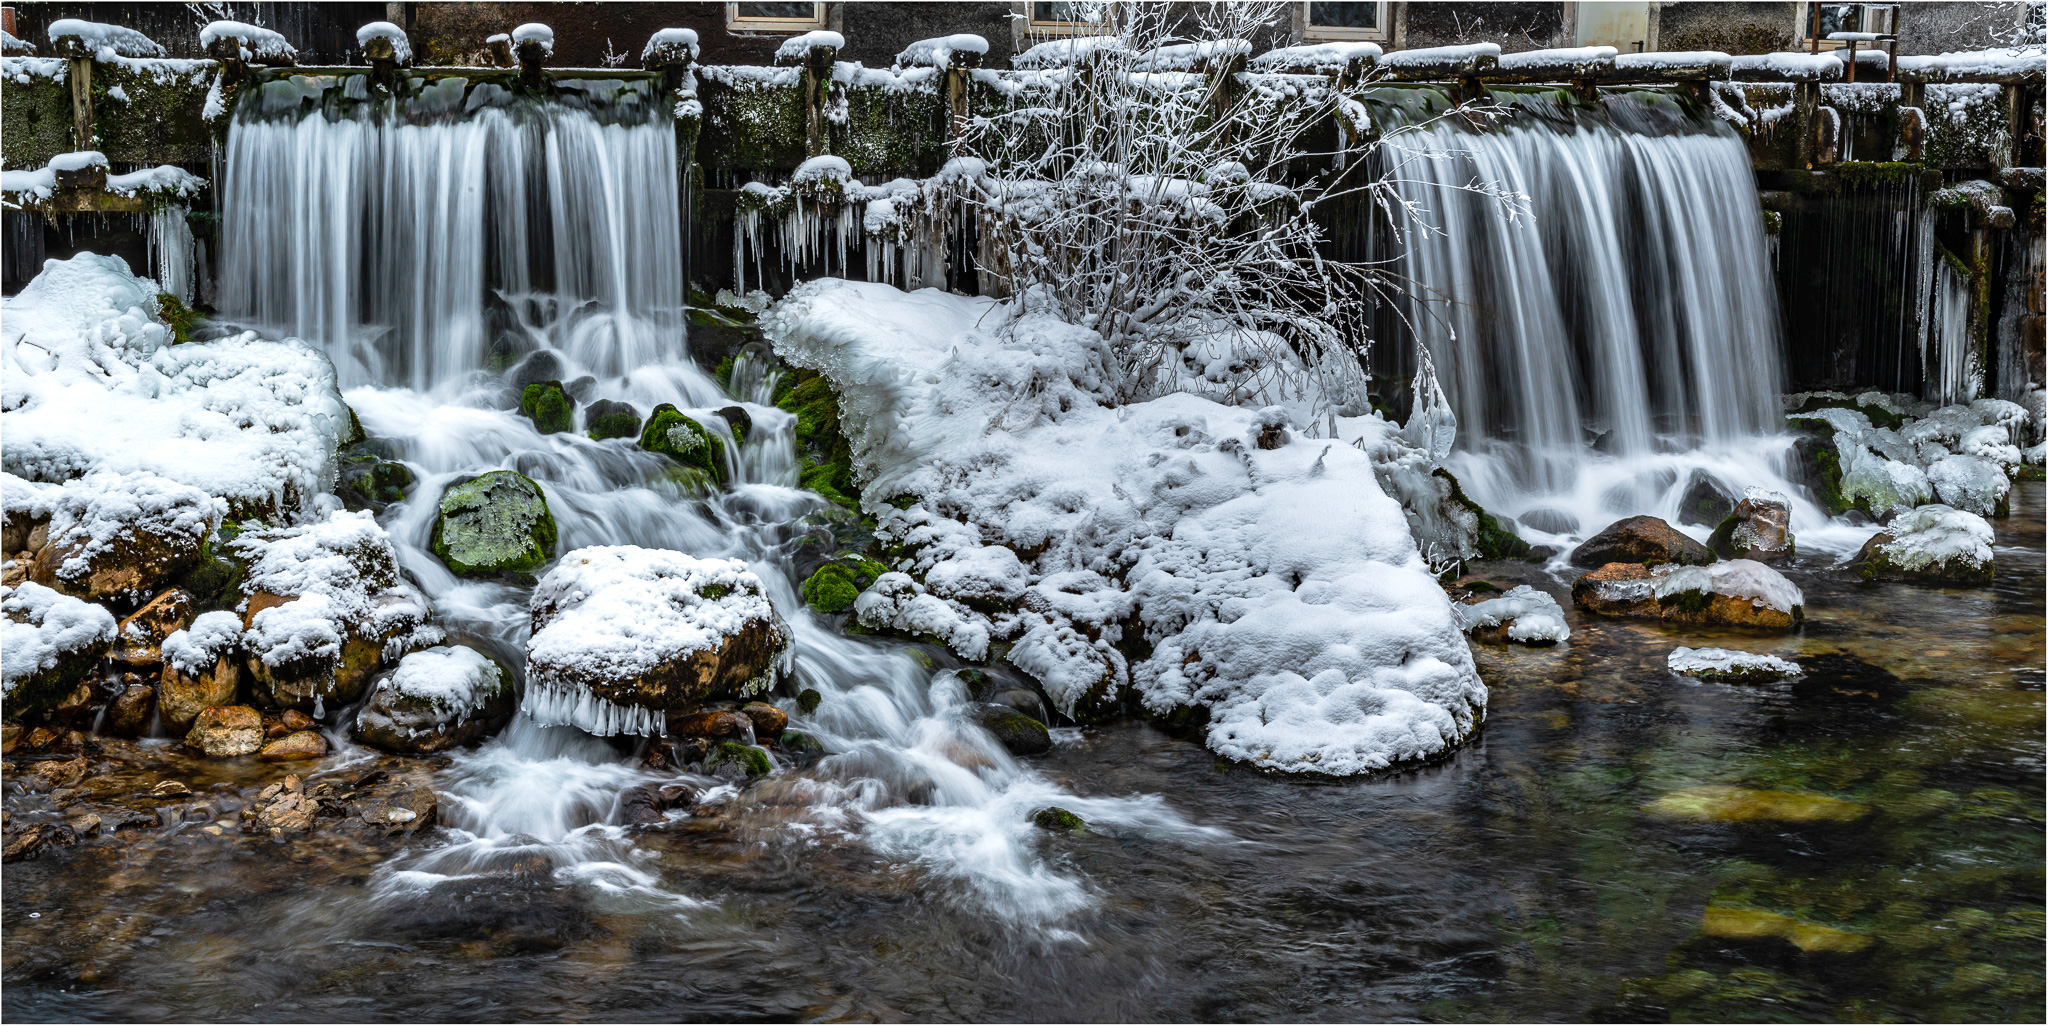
xmin=200 ymin=21 xmax=296 ymax=62
xmin=1248 ymin=40 xmax=1382 ymax=71
xmin=775 ymin=30 xmax=843 ymax=60
xmin=1731 ymin=51 xmax=1844 ymax=81
xmin=765 ymin=280 xmax=1486 ymax=775
xmin=47 ymin=19 xmax=163 ymax=58
xmin=897 ymin=33 xmax=988 ymax=68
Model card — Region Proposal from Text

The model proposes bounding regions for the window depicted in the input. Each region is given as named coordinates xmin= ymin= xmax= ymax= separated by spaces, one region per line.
xmin=727 ymin=3 xmax=825 ymax=32
xmin=1304 ymin=1 xmax=1389 ymax=42
xmin=1801 ymin=3 xmax=1899 ymax=48
xmin=1028 ymin=1 xmax=1114 ymax=36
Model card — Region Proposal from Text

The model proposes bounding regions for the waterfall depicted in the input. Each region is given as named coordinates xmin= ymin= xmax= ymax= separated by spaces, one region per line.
xmin=217 ymin=75 xmax=683 ymax=389
xmin=1381 ymin=94 xmax=1784 ymax=494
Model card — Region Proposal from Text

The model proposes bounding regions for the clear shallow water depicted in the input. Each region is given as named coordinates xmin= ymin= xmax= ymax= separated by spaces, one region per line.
xmin=5 ymin=476 xmax=2040 ymax=1022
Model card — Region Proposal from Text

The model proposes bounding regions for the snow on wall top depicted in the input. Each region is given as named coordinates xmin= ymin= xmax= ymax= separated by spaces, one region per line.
xmin=1013 ymin=35 xmax=1128 ymax=69
xmin=1496 ymin=45 xmax=1617 ymax=71
xmin=644 ymin=27 xmax=701 ymax=62
xmin=1731 ymin=51 xmax=1843 ymax=81
xmin=355 ymin=21 xmax=412 ymax=64
xmin=776 ymin=30 xmax=844 ymax=60
xmin=1248 ymin=40 xmax=1382 ymax=71
xmin=1379 ymin=42 xmax=1501 ymax=69
xmin=897 ymin=33 xmax=989 ymax=68
xmin=47 ymin=19 xmax=163 ymax=58
xmin=1614 ymin=50 xmax=1733 ymax=72
xmin=1138 ymin=39 xmax=1252 ymax=71
xmin=199 ymin=20 xmax=296 ymax=63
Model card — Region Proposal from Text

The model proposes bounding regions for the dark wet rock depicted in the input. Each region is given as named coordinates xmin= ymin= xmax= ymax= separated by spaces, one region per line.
xmin=185 ymin=705 xmax=264 ymax=758
xmin=510 ymin=350 xmax=566 ymax=391
xmin=977 ymin=705 xmax=1052 ymax=756
xmin=1570 ymin=515 xmax=1714 ymax=568
xmin=518 ymin=380 xmax=575 ymax=435
xmin=584 ymin=399 xmax=642 ymax=441
xmin=715 ymin=405 xmax=752 ymax=444
xmin=796 ymin=688 xmax=822 ymax=714
xmin=354 ymin=786 xmax=437 ymax=834
xmin=16 ymin=755 xmax=91 ymax=792
xmin=2 ymin=821 xmax=77 ymax=861
xmin=1677 ymin=470 xmax=1738 ymax=527
xmin=741 ymin=701 xmax=787 ymax=740
xmin=431 ymin=471 xmax=557 ymax=575
xmin=618 ymin=784 xmax=669 ymax=825
xmin=1517 ymin=507 xmax=1579 ymax=535
xmin=354 ymin=646 xmax=516 ymax=754
xmin=1708 ymin=495 xmax=1795 ymax=563
xmin=1572 ymin=559 xmax=1803 ymax=629
xmin=257 ymin=730 xmax=328 ymax=761
xmin=706 ymin=741 xmax=771 ymax=780
xmin=249 ymin=788 xmax=319 ymax=834
xmin=637 ymin=404 xmax=727 ymax=485
xmin=989 ymin=687 xmax=1050 ymax=725
xmin=103 ymin=682 xmax=155 ymax=737
xmin=1853 ymin=505 xmax=1996 ymax=585
xmin=1033 ymin=806 xmax=1085 ymax=832
xmin=564 ymin=375 xmax=597 ymax=403
xmin=776 ymin=729 xmax=825 ymax=766
xmin=112 ymin=588 xmax=195 ymax=666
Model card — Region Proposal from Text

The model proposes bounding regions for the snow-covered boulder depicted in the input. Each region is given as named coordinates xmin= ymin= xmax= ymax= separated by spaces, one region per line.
xmin=924 ymin=545 xmax=1028 ymax=609
xmin=229 ymin=511 xmax=440 ymax=714
xmin=1572 ymin=559 xmax=1804 ymax=629
xmin=1 ymin=582 xmax=116 ymax=719
xmin=430 ymin=470 xmax=557 ymax=575
xmin=15 ymin=470 xmax=219 ymax=607
xmin=765 ymin=280 xmax=1486 ymax=774
xmin=1 ymin=254 xmax=349 ymax=526
xmin=524 ymin=546 xmax=791 ymax=736
xmin=354 ymin=646 xmax=515 ymax=753
xmin=1456 ymin=585 xmax=1570 ymax=645
xmin=1841 ymin=445 xmax=1932 ymax=519
xmin=1853 ymin=504 xmax=1994 ymax=585
xmin=1667 ymin=646 xmax=1802 ymax=682
xmin=1707 ymin=492 xmax=1795 ymax=563
xmin=112 ymin=587 xmax=196 ymax=666
xmin=158 ymin=610 xmax=243 ymax=730
xmin=1925 ymin=454 xmax=2010 ymax=517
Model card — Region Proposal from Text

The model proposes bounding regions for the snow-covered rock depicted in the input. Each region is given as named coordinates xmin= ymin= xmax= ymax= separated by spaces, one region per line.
xmin=1925 ymin=454 xmax=2010 ymax=517
xmin=229 ymin=511 xmax=440 ymax=714
xmin=1853 ymin=504 xmax=1995 ymax=584
xmin=1667 ymin=646 xmax=1802 ymax=682
xmin=1 ymin=582 xmax=116 ymax=718
xmin=13 ymin=470 xmax=218 ymax=607
xmin=765 ymin=280 xmax=1486 ymax=774
xmin=355 ymin=645 xmax=515 ymax=753
xmin=1573 ymin=558 xmax=1804 ymax=629
xmin=1707 ymin=492 xmax=1795 ymax=563
xmin=525 ymin=546 xmax=791 ymax=736
xmin=1456 ymin=585 xmax=1570 ymax=645
xmin=157 ymin=609 xmax=243 ymax=730
xmin=354 ymin=21 xmax=411 ymax=64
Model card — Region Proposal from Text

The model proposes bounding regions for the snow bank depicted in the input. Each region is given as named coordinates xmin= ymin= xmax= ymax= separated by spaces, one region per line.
xmin=1 ymin=254 xmax=347 ymax=518
xmin=1667 ymin=646 xmax=1802 ymax=682
xmin=765 ymin=280 xmax=1485 ymax=774
xmin=1013 ymin=36 xmax=1128 ymax=69
xmin=0 ymin=582 xmax=116 ymax=697
xmin=355 ymin=21 xmax=411 ymax=64
xmin=1497 ymin=46 xmax=1617 ymax=72
xmin=47 ymin=19 xmax=163 ymax=58
xmin=199 ymin=21 xmax=296 ymax=63
xmin=1456 ymin=585 xmax=1570 ymax=645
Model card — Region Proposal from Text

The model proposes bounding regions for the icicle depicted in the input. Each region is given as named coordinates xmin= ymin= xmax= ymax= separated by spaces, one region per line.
xmin=522 ymin=680 xmax=665 ymax=737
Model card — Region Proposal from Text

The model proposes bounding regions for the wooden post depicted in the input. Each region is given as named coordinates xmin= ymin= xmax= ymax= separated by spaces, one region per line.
xmin=944 ymin=47 xmax=981 ymax=158
xmin=801 ymin=42 xmax=839 ymax=157
xmin=68 ymin=56 xmax=92 ymax=150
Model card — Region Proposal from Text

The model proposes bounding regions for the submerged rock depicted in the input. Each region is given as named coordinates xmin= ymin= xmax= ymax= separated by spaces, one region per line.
xmin=976 ymin=704 xmax=1052 ymax=755
xmin=637 ymin=404 xmax=726 ymax=485
xmin=1572 ymin=559 xmax=1804 ymax=629
xmin=1517 ymin=507 xmax=1579 ymax=536
xmin=186 ymin=705 xmax=265 ymax=757
xmin=584 ymin=399 xmax=642 ymax=441
xmin=1698 ymin=906 xmax=1873 ymax=955
xmin=1647 ymin=784 xmax=1868 ymax=824
xmin=1033 ymin=806 xmax=1086 ymax=832
xmin=1 ymin=582 xmax=117 ymax=720
xmin=1677 ymin=470 xmax=1737 ymax=527
xmin=1455 ymin=584 xmax=1570 ymax=645
xmin=523 ymin=546 xmax=790 ymax=736
xmin=518 ymin=380 xmax=575 ymax=434
xmin=431 ymin=471 xmax=557 ymax=575
xmin=1853 ymin=504 xmax=1995 ymax=584
xmin=354 ymin=645 xmax=516 ymax=754
xmin=1707 ymin=494 xmax=1795 ymax=563
xmin=706 ymin=740 xmax=772 ymax=779
xmin=1570 ymin=515 xmax=1714 ymax=568
xmin=1666 ymin=646 xmax=1802 ymax=682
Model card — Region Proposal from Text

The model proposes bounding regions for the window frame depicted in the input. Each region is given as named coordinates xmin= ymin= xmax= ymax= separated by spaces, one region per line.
xmin=1798 ymin=2 xmax=1900 ymax=51
xmin=1302 ymin=0 xmax=1391 ymax=43
xmin=1022 ymin=1 xmax=1119 ymax=38
xmin=725 ymin=2 xmax=827 ymax=34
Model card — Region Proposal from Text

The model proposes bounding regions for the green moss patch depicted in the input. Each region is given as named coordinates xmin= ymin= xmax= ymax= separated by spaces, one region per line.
xmin=638 ymin=404 xmax=727 ymax=485
xmin=431 ymin=470 xmax=558 ymax=575
xmin=519 ymin=381 xmax=574 ymax=435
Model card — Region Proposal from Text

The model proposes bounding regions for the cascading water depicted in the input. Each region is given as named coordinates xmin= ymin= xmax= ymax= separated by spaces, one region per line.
xmin=216 ymin=71 xmax=1212 ymax=928
xmin=1376 ymin=90 xmax=1869 ymax=553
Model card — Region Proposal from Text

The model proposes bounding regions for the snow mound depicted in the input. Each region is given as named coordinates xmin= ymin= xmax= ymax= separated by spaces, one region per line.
xmin=355 ymin=21 xmax=411 ymax=63
xmin=1653 ymin=559 xmax=1804 ymax=615
xmin=765 ymin=279 xmax=1485 ymax=775
xmin=1249 ymin=41 xmax=1382 ymax=71
xmin=1865 ymin=504 xmax=1994 ymax=574
xmin=643 ymin=27 xmax=700 ymax=62
xmin=380 ymin=646 xmax=504 ymax=719
xmin=1667 ymin=646 xmax=1802 ymax=682
xmin=1457 ymin=585 xmax=1570 ymax=645
xmin=0 ymin=581 xmax=116 ymax=696
xmin=47 ymin=19 xmax=163 ymax=58
xmin=775 ymin=30 xmax=843 ymax=61
xmin=897 ymin=33 xmax=988 ymax=68
xmin=160 ymin=610 xmax=243 ymax=676
xmin=2 ymin=254 xmax=347 ymax=518
xmin=199 ymin=21 xmax=296 ymax=63
xmin=1925 ymin=454 xmax=2010 ymax=516
xmin=230 ymin=510 xmax=439 ymax=672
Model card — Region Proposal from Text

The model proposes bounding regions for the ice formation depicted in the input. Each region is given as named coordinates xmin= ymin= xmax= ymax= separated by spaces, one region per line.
xmin=1456 ymin=586 xmax=1571 ymax=645
xmin=1667 ymin=646 xmax=1803 ymax=682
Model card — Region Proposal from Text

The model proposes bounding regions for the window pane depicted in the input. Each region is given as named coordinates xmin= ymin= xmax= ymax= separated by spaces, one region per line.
xmin=1034 ymin=2 xmax=1108 ymax=24
xmin=735 ymin=3 xmax=817 ymax=19
xmin=1817 ymin=4 xmax=1860 ymax=36
xmin=1309 ymin=2 xmax=1380 ymax=30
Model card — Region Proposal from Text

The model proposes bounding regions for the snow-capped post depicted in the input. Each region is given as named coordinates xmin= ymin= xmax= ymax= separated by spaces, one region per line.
xmin=641 ymin=27 xmax=698 ymax=94
xmin=775 ymin=30 xmax=843 ymax=157
xmin=201 ymin=22 xmax=296 ymax=141
xmin=46 ymin=20 xmax=166 ymax=150
xmin=356 ymin=21 xmax=412 ymax=90
xmin=512 ymin=23 xmax=553 ymax=91
xmin=485 ymin=33 xmax=514 ymax=68
xmin=945 ymin=41 xmax=984 ymax=157
xmin=48 ymin=150 xmax=108 ymax=196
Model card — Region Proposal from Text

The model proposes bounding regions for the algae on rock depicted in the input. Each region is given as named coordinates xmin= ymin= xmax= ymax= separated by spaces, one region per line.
xmin=431 ymin=471 xmax=558 ymax=575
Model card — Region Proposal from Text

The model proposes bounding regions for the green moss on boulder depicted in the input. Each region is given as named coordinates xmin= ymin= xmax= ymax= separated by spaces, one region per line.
xmin=773 ymin=369 xmax=858 ymax=508
xmin=430 ymin=471 xmax=557 ymax=575
xmin=585 ymin=399 xmax=643 ymax=441
xmin=800 ymin=555 xmax=889 ymax=614
xmin=638 ymin=404 xmax=727 ymax=485
xmin=1435 ymin=468 xmax=1531 ymax=561
xmin=977 ymin=705 xmax=1052 ymax=756
xmin=519 ymin=381 xmax=574 ymax=435
xmin=709 ymin=740 xmax=772 ymax=779
xmin=1033 ymin=806 xmax=1086 ymax=832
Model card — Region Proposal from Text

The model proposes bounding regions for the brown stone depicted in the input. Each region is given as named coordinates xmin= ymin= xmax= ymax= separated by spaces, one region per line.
xmin=24 ymin=727 xmax=60 ymax=750
xmin=251 ymin=792 xmax=319 ymax=834
xmin=355 ymin=786 xmax=437 ymax=834
xmin=1569 ymin=515 xmax=1715 ymax=568
xmin=668 ymin=709 xmax=750 ymax=740
xmin=257 ymin=730 xmax=328 ymax=761
xmin=16 ymin=756 xmax=90 ymax=792
xmin=280 ymin=709 xmax=314 ymax=732
xmin=113 ymin=589 xmax=196 ymax=665
xmin=159 ymin=656 xmax=241 ymax=733
xmin=244 ymin=590 xmax=421 ymax=712
xmin=742 ymin=701 xmax=788 ymax=739
xmin=1709 ymin=497 xmax=1794 ymax=563
xmin=1572 ymin=560 xmax=1801 ymax=629
xmin=185 ymin=705 xmax=264 ymax=758
xmin=0 ymin=725 xmax=18 ymax=754
xmin=29 ymin=510 xmax=209 ymax=609
xmin=103 ymin=683 xmax=155 ymax=737
xmin=2 ymin=822 xmax=76 ymax=861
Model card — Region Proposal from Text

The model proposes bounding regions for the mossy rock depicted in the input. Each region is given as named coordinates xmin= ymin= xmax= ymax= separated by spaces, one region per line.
xmin=708 ymin=740 xmax=772 ymax=779
xmin=430 ymin=470 xmax=558 ymax=575
xmin=1434 ymin=468 xmax=1531 ymax=561
xmin=585 ymin=399 xmax=642 ymax=441
xmin=773 ymin=369 xmax=859 ymax=508
xmin=519 ymin=381 xmax=574 ymax=435
xmin=977 ymin=705 xmax=1052 ymax=756
xmin=1787 ymin=419 xmax=1851 ymax=515
xmin=796 ymin=688 xmax=822 ymax=714
xmin=1032 ymin=806 xmax=1086 ymax=832
xmin=777 ymin=729 xmax=826 ymax=766
xmin=800 ymin=555 xmax=889 ymax=614
xmin=638 ymin=404 xmax=727 ymax=485
xmin=715 ymin=405 xmax=752 ymax=445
